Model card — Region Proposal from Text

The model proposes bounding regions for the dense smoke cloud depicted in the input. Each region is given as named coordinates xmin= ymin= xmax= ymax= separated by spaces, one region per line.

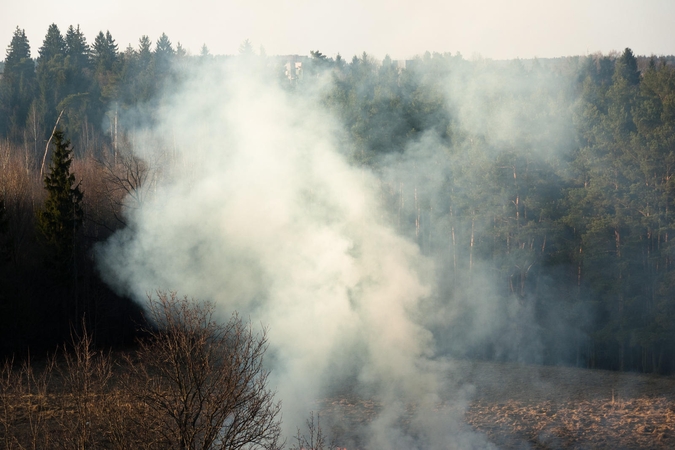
xmin=373 ymin=57 xmax=583 ymax=368
xmin=97 ymin=60 xmax=494 ymax=448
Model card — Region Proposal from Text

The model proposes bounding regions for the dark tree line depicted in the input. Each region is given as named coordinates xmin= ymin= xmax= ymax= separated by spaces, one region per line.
xmin=0 ymin=25 xmax=190 ymax=355
xmin=2 ymin=23 xmax=675 ymax=374
xmin=297 ymin=48 xmax=675 ymax=374
xmin=0 ymin=25 xmax=185 ymax=155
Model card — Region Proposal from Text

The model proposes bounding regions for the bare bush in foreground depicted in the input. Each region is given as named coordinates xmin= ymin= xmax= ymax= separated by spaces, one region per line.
xmin=291 ymin=411 xmax=338 ymax=450
xmin=55 ymin=322 xmax=113 ymax=450
xmin=126 ymin=292 xmax=282 ymax=450
xmin=0 ymin=355 xmax=54 ymax=449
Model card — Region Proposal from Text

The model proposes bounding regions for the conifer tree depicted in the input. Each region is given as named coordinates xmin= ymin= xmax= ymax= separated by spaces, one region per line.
xmin=0 ymin=27 xmax=36 ymax=139
xmin=155 ymin=33 xmax=174 ymax=59
xmin=238 ymin=39 xmax=254 ymax=56
xmin=38 ymin=24 xmax=66 ymax=62
xmin=615 ymin=47 xmax=640 ymax=86
xmin=61 ymin=25 xmax=93 ymax=148
xmin=200 ymin=44 xmax=211 ymax=58
xmin=36 ymin=24 xmax=68 ymax=139
xmin=65 ymin=25 xmax=91 ymax=90
xmin=138 ymin=35 xmax=152 ymax=59
xmin=93 ymin=30 xmax=118 ymax=73
xmin=37 ymin=130 xmax=83 ymax=275
xmin=65 ymin=26 xmax=90 ymax=69
xmin=92 ymin=30 xmax=119 ymax=105
xmin=129 ymin=35 xmax=156 ymax=104
xmin=154 ymin=33 xmax=175 ymax=80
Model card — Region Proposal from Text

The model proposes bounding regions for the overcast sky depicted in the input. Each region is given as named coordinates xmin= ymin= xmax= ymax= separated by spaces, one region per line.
xmin=2 ymin=0 xmax=674 ymax=61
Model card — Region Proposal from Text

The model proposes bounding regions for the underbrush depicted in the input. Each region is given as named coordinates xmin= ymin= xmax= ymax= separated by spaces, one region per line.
xmin=0 ymin=292 xmax=282 ymax=450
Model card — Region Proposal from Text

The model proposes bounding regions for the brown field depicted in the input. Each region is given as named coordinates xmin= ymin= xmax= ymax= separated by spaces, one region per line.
xmin=462 ymin=361 xmax=675 ymax=449
xmin=315 ymin=361 xmax=675 ymax=449
xmin=3 ymin=357 xmax=675 ymax=449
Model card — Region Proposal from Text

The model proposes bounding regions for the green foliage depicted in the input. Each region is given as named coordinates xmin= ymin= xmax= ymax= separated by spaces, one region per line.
xmin=36 ymin=24 xmax=68 ymax=141
xmin=154 ymin=32 xmax=175 ymax=88
xmin=138 ymin=34 xmax=152 ymax=57
xmin=4 ymin=27 xmax=32 ymax=68
xmin=64 ymin=25 xmax=92 ymax=131
xmin=92 ymin=30 xmax=119 ymax=105
xmin=616 ymin=48 xmax=640 ymax=86
xmin=0 ymin=27 xmax=36 ymax=139
xmin=117 ymin=35 xmax=156 ymax=106
xmin=37 ymin=130 xmax=83 ymax=274
xmin=238 ymin=38 xmax=254 ymax=56
xmin=564 ymin=52 xmax=675 ymax=371
xmin=3 ymin=25 xmax=675 ymax=373
xmin=65 ymin=25 xmax=90 ymax=74
xmin=38 ymin=24 xmax=66 ymax=62
xmin=92 ymin=30 xmax=118 ymax=73
xmin=155 ymin=32 xmax=174 ymax=61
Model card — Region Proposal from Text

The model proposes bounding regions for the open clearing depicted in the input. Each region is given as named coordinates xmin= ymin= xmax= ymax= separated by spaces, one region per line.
xmin=316 ymin=361 xmax=675 ymax=449
xmin=4 ymin=359 xmax=675 ymax=448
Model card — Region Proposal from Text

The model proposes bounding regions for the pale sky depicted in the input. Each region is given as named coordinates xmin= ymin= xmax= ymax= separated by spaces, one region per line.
xmin=2 ymin=0 xmax=674 ymax=61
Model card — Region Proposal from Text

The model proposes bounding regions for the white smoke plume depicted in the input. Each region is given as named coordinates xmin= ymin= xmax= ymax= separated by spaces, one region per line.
xmin=97 ymin=60 xmax=492 ymax=448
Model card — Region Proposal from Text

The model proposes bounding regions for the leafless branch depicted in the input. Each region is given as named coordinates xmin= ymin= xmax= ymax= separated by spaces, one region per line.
xmin=125 ymin=292 xmax=282 ymax=450
xmin=40 ymin=109 xmax=66 ymax=179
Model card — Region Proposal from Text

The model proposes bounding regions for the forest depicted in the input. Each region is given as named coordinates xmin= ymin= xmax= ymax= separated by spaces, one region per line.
xmin=2 ymin=22 xmax=675 ymax=380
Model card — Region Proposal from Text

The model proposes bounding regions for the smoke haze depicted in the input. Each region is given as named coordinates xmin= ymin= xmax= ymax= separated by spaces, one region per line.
xmin=376 ymin=58 xmax=583 ymax=369
xmin=96 ymin=60 xmax=498 ymax=448
xmin=97 ymin=55 xmax=585 ymax=448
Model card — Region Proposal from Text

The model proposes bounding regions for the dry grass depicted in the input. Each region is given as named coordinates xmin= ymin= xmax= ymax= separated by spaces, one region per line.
xmin=308 ymin=361 xmax=675 ymax=449
xmin=0 ymin=294 xmax=282 ymax=450
xmin=459 ymin=360 xmax=675 ymax=449
xmin=4 ymin=350 xmax=675 ymax=449
xmin=466 ymin=397 xmax=675 ymax=449
xmin=0 ymin=367 xmax=153 ymax=449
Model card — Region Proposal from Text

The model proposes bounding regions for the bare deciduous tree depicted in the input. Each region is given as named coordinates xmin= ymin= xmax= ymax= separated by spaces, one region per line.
xmin=291 ymin=411 xmax=338 ymax=450
xmin=0 ymin=141 xmax=42 ymax=266
xmin=98 ymin=149 xmax=156 ymax=227
xmin=126 ymin=292 xmax=282 ymax=450
xmin=56 ymin=321 xmax=113 ymax=450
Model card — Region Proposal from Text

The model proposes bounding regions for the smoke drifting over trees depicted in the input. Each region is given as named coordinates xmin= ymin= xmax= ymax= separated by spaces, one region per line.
xmin=2 ymin=23 xmax=675 ymax=448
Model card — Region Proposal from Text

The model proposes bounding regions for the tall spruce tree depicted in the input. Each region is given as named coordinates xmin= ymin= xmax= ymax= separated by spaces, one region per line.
xmin=155 ymin=33 xmax=174 ymax=66
xmin=132 ymin=35 xmax=156 ymax=105
xmin=36 ymin=24 xmax=67 ymax=139
xmin=37 ymin=130 xmax=83 ymax=275
xmin=62 ymin=25 xmax=92 ymax=148
xmin=0 ymin=27 xmax=36 ymax=140
xmin=92 ymin=31 xmax=118 ymax=71
xmin=615 ymin=48 xmax=640 ymax=87
xmin=38 ymin=24 xmax=66 ymax=61
xmin=65 ymin=25 xmax=90 ymax=73
xmin=154 ymin=33 xmax=175 ymax=90
xmin=92 ymin=30 xmax=119 ymax=101
xmin=64 ymin=25 xmax=91 ymax=93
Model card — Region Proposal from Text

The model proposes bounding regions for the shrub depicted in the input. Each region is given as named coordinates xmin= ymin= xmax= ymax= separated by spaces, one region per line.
xmin=125 ymin=292 xmax=282 ymax=450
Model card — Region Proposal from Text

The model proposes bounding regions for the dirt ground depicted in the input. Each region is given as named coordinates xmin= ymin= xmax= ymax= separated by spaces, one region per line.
xmin=316 ymin=360 xmax=675 ymax=449
xmin=4 ymin=358 xmax=674 ymax=448
xmin=462 ymin=361 xmax=675 ymax=449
